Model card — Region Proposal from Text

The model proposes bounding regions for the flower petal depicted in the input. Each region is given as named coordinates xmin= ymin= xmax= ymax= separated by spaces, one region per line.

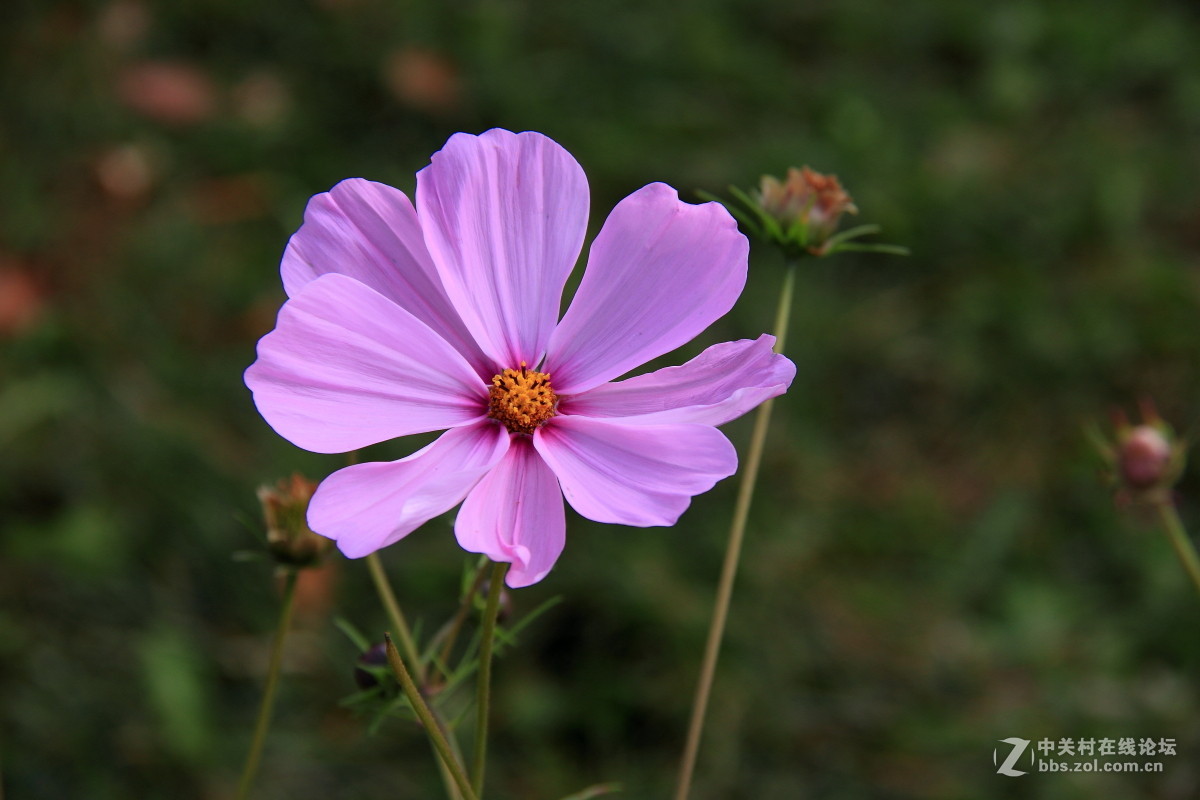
xmin=245 ymin=273 xmax=487 ymax=454
xmin=280 ymin=178 xmax=491 ymax=377
xmin=544 ymin=183 xmax=749 ymax=394
xmin=416 ymin=129 xmax=588 ymax=368
xmin=455 ymin=437 xmax=565 ymax=588
xmin=533 ymin=416 xmax=737 ymax=527
xmin=307 ymin=421 xmax=510 ymax=558
xmin=562 ymin=335 xmax=795 ymax=425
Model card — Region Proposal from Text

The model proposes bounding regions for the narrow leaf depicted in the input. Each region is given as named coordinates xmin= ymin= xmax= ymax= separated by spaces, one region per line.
xmin=558 ymin=783 xmax=623 ymax=800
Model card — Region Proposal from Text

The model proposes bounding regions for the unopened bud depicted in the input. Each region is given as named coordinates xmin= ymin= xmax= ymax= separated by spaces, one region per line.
xmin=1100 ymin=400 xmax=1186 ymax=502
xmin=1119 ymin=426 xmax=1172 ymax=491
xmin=353 ymin=642 xmax=392 ymax=692
xmin=757 ymin=166 xmax=857 ymax=250
xmin=713 ymin=167 xmax=905 ymax=260
xmin=258 ymin=473 xmax=331 ymax=568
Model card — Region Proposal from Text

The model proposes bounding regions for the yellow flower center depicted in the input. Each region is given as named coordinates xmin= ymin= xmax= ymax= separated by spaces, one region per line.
xmin=487 ymin=362 xmax=558 ymax=435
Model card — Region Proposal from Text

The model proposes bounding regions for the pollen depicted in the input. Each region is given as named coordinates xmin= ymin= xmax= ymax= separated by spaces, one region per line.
xmin=487 ymin=362 xmax=558 ymax=435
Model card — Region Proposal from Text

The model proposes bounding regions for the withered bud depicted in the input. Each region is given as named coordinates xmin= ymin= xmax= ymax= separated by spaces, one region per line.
xmin=713 ymin=166 xmax=904 ymax=260
xmin=258 ymin=473 xmax=331 ymax=568
xmin=756 ymin=166 xmax=858 ymax=253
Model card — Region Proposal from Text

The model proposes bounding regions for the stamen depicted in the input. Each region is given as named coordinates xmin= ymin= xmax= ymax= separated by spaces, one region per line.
xmin=487 ymin=361 xmax=558 ymax=435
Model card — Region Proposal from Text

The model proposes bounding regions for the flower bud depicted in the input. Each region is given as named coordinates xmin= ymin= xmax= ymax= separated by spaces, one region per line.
xmin=1099 ymin=400 xmax=1186 ymax=502
xmin=258 ymin=473 xmax=331 ymax=568
xmin=713 ymin=167 xmax=905 ymax=260
xmin=353 ymin=642 xmax=392 ymax=691
xmin=757 ymin=166 xmax=857 ymax=250
xmin=1119 ymin=426 xmax=1173 ymax=491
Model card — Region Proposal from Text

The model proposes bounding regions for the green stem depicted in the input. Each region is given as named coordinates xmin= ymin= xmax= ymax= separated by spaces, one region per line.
xmin=434 ymin=750 xmax=465 ymax=800
xmin=472 ymin=561 xmax=510 ymax=798
xmin=1154 ymin=497 xmax=1200 ymax=599
xmin=430 ymin=703 xmax=467 ymax=800
xmin=236 ymin=569 xmax=300 ymax=800
xmin=434 ymin=560 xmax=491 ymax=682
xmin=366 ymin=552 xmax=425 ymax=683
xmin=674 ymin=260 xmax=797 ymax=800
xmin=385 ymin=635 xmax=480 ymax=800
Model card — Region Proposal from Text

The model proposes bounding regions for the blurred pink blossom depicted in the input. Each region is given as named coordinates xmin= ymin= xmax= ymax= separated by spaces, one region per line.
xmin=382 ymin=48 xmax=462 ymax=114
xmin=0 ymin=262 xmax=45 ymax=337
xmin=117 ymin=61 xmax=216 ymax=125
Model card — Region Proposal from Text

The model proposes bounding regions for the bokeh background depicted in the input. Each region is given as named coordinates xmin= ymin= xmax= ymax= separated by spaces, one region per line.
xmin=4 ymin=0 xmax=1200 ymax=798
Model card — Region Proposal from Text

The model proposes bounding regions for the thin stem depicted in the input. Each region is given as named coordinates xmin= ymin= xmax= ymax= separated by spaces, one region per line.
xmin=674 ymin=260 xmax=798 ymax=800
xmin=472 ymin=561 xmax=510 ymax=798
xmin=1154 ymin=497 xmax=1200 ymax=599
xmin=768 ymin=259 xmax=798 ymax=353
xmin=430 ymin=703 xmax=467 ymax=800
xmin=366 ymin=552 xmax=425 ymax=683
xmin=384 ymin=634 xmax=480 ymax=800
xmin=434 ymin=561 xmax=491 ymax=681
xmin=434 ymin=750 xmax=465 ymax=800
xmin=236 ymin=569 xmax=300 ymax=800
xmin=350 ymin=448 xmax=453 ymax=794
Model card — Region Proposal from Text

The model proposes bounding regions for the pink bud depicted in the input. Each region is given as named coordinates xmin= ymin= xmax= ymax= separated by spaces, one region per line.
xmin=1119 ymin=426 xmax=1172 ymax=491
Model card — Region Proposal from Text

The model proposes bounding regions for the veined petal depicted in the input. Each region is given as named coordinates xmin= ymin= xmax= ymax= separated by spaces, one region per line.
xmin=307 ymin=422 xmax=511 ymax=558
xmin=280 ymin=178 xmax=491 ymax=377
xmin=416 ymin=129 xmax=588 ymax=368
xmin=544 ymin=183 xmax=749 ymax=394
xmin=455 ymin=437 xmax=565 ymax=588
xmin=245 ymin=273 xmax=487 ymax=454
xmin=562 ymin=336 xmax=795 ymax=425
xmin=533 ymin=416 xmax=737 ymax=527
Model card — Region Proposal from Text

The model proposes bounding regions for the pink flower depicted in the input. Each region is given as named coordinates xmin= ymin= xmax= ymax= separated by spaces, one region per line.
xmin=245 ymin=129 xmax=795 ymax=587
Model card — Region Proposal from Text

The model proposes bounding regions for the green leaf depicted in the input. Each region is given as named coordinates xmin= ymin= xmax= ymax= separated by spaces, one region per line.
xmin=725 ymin=184 xmax=757 ymax=209
xmin=338 ymin=686 xmax=385 ymax=708
xmin=500 ymin=595 xmax=564 ymax=648
xmin=368 ymin=696 xmax=414 ymax=734
xmin=438 ymin=595 xmax=564 ymax=698
xmin=827 ymin=242 xmax=910 ymax=256
xmin=783 ymin=217 xmax=810 ymax=248
xmin=334 ymin=617 xmax=372 ymax=652
xmin=821 ymin=223 xmax=882 ymax=249
xmin=461 ymin=554 xmax=489 ymax=596
xmin=558 ymin=783 xmax=623 ymax=800
xmin=760 ymin=213 xmax=784 ymax=241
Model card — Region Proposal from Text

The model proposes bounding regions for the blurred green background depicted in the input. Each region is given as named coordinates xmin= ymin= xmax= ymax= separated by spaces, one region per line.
xmin=3 ymin=0 xmax=1200 ymax=798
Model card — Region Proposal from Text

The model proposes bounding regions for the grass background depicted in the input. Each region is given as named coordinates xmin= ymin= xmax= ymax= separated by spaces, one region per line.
xmin=3 ymin=0 xmax=1200 ymax=798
